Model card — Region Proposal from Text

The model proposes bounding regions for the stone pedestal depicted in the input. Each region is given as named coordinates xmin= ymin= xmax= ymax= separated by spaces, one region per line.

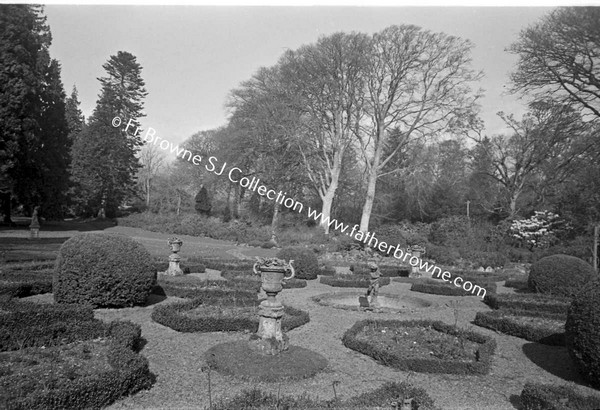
xmin=29 ymin=206 xmax=40 ymax=240
xmin=165 ymin=238 xmax=183 ymax=276
xmin=250 ymin=259 xmax=295 ymax=355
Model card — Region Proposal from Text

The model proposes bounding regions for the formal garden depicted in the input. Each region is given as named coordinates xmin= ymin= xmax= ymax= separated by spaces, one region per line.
xmin=1 ymin=214 xmax=600 ymax=410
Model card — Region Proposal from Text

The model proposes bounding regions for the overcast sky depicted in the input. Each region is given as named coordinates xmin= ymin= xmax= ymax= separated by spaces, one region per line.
xmin=44 ymin=6 xmax=554 ymax=149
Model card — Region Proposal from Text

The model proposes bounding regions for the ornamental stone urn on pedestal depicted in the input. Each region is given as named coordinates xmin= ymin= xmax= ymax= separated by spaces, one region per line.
xmin=250 ymin=257 xmax=295 ymax=355
xmin=165 ymin=237 xmax=183 ymax=276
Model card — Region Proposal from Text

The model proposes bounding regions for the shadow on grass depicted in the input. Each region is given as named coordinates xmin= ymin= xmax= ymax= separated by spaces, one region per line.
xmin=522 ymin=342 xmax=583 ymax=383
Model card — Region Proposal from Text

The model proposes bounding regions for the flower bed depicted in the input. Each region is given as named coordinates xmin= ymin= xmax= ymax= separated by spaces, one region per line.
xmin=211 ymin=382 xmax=441 ymax=410
xmin=151 ymin=289 xmax=309 ymax=332
xmin=483 ymin=293 xmax=571 ymax=317
xmin=474 ymin=310 xmax=565 ymax=345
xmin=342 ymin=319 xmax=496 ymax=375
xmin=520 ymin=382 xmax=600 ymax=410
xmin=0 ymin=301 xmax=152 ymax=409
xmin=219 ymin=270 xmax=307 ymax=289
xmin=319 ymin=275 xmax=391 ymax=288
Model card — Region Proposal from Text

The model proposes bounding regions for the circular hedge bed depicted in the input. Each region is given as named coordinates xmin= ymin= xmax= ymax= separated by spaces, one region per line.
xmin=565 ymin=278 xmax=600 ymax=388
xmin=319 ymin=275 xmax=391 ymax=288
xmin=528 ymin=254 xmax=595 ymax=297
xmin=151 ymin=289 xmax=309 ymax=332
xmin=53 ymin=233 xmax=156 ymax=308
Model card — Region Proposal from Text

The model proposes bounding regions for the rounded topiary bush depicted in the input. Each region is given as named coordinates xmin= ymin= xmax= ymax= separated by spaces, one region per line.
xmin=565 ymin=278 xmax=600 ymax=388
xmin=53 ymin=233 xmax=156 ymax=307
xmin=276 ymin=247 xmax=319 ymax=280
xmin=528 ymin=254 xmax=595 ymax=297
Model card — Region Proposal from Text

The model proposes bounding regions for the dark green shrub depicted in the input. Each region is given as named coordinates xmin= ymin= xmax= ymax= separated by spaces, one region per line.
xmin=458 ymin=249 xmax=507 ymax=268
xmin=507 ymin=247 xmax=534 ymax=263
xmin=319 ymin=265 xmax=336 ymax=276
xmin=520 ymin=382 xmax=600 ymax=410
xmin=428 ymin=216 xmax=471 ymax=246
xmin=342 ymin=319 xmax=496 ymax=375
xmin=276 ymin=247 xmax=319 ymax=280
xmin=474 ymin=310 xmax=565 ymax=345
xmin=426 ymin=244 xmax=460 ymax=265
xmin=528 ymin=254 xmax=595 ymax=297
xmin=53 ymin=233 xmax=156 ymax=308
xmin=565 ymin=278 xmax=600 ymax=388
xmin=504 ymin=278 xmax=529 ymax=291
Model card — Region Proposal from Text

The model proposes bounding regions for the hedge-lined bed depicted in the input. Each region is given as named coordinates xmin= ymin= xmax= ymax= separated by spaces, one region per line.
xmin=483 ymin=293 xmax=571 ymax=317
xmin=0 ymin=300 xmax=153 ymax=409
xmin=503 ymin=278 xmax=529 ymax=291
xmin=411 ymin=280 xmax=495 ymax=297
xmin=151 ymin=289 xmax=309 ymax=332
xmin=189 ymin=258 xmax=255 ymax=272
xmin=219 ymin=270 xmax=308 ymax=289
xmin=212 ymin=382 xmax=441 ymax=410
xmin=319 ymin=275 xmax=391 ymax=288
xmin=474 ymin=310 xmax=565 ymax=346
xmin=520 ymin=382 xmax=600 ymax=410
xmin=342 ymin=319 xmax=496 ymax=375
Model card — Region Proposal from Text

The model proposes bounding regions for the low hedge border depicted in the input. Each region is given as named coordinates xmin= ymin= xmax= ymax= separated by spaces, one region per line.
xmin=473 ymin=310 xmax=565 ymax=346
xmin=212 ymin=381 xmax=440 ymax=410
xmin=1 ymin=303 xmax=153 ymax=409
xmin=193 ymin=259 xmax=255 ymax=272
xmin=484 ymin=293 xmax=571 ymax=316
xmin=520 ymin=382 xmax=600 ymax=410
xmin=151 ymin=290 xmax=309 ymax=333
xmin=343 ymin=319 xmax=495 ymax=375
xmin=0 ymin=269 xmax=54 ymax=298
xmin=504 ymin=278 xmax=529 ymax=290
xmin=411 ymin=280 xmax=496 ymax=297
xmin=319 ymin=276 xmax=391 ymax=288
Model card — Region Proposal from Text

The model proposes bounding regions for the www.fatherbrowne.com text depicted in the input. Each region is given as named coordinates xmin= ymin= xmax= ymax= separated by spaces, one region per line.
xmin=116 ymin=117 xmax=488 ymax=298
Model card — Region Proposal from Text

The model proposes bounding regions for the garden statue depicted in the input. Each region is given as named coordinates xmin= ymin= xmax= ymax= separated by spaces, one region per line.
xmin=407 ymin=244 xmax=426 ymax=278
xmin=165 ymin=237 xmax=183 ymax=276
xmin=251 ymin=256 xmax=295 ymax=355
xmin=29 ymin=206 xmax=40 ymax=239
xmin=364 ymin=261 xmax=381 ymax=309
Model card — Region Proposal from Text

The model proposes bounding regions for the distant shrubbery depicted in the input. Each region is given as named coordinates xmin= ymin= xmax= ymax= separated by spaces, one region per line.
xmin=276 ymin=247 xmax=320 ymax=280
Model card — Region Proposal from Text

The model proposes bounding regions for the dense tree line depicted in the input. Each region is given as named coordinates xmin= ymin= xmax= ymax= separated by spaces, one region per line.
xmin=1 ymin=5 xmax=599 ymax=239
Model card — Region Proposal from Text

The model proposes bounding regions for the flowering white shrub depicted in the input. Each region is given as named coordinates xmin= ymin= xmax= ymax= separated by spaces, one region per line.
xmin=509 ymin=211 xmax=564 ymax=250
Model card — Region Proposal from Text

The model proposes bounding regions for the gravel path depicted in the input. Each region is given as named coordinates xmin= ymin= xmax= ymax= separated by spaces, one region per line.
xmin=97 ymin=278 xmax=598 ymax=410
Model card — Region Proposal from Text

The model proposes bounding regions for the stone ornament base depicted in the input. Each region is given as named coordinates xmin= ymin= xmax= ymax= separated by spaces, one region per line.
xmin=205 ymin=340 xmax=328 ymax=382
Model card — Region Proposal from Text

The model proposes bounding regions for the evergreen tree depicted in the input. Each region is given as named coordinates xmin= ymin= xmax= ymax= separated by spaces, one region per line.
xmin=65 ymin=86 xmax=84 ymax=142
xmin=70 ymin=51 xmax=147 ymax=217
xmin=195 ymin=186 xmax=211 ymax=216
xmin=0 ymin=5 xmax=70 ymax=221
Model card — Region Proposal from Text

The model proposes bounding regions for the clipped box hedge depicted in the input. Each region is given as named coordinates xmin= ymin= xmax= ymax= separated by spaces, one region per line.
xmin=1 ymin=302 xmax=153 ymax=409
xmin=195 ymin=258 xmax=256 ymax=272
xmin=342 ymin=319 xmax=496 ymax=375
xmin=474 ymin=310 xmax=565 ymax=346
xmin=151 ymin=289 xmax=309 ymax=333
xmin=484 ymin=293 xmax=571 ymax=317
xmin=520 ymin=382 xmax=600 ymax=410
xmin=154 ymin=262 xmax=206 ymax=274
xmin=319 ymin=276 xmax=391 ymax=288
xmin=411 ymin=280 xmax=495 ymax=297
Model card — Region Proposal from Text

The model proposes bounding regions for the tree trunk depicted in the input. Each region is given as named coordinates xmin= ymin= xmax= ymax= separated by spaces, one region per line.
xmin=232 ymin=184 xmax=240 ymax=219
xmin=145 ymin=177 xmax=150 ymax=207
xmin=359 ymin=163 xmax=378 ymax=234
xmin=319 ymin=151 xmax=343 ymax=234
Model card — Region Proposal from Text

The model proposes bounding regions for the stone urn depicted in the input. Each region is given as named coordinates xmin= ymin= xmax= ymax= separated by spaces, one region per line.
xmin=165 ymin=237 xmax=183 ymax=276
xmin=250 ymin=257 xmax=295 ymax=355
